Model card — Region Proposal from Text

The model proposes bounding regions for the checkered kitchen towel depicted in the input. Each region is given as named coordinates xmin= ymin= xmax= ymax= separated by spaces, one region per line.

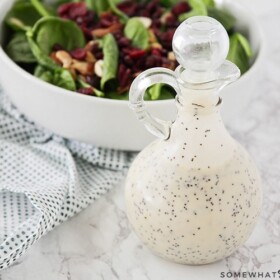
xmin=0 ymin=88 xmax=132 ymax=270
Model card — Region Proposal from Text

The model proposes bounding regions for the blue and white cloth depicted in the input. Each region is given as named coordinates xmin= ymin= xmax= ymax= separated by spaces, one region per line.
xmin=0 ymin=88 xmax=132 ymax=270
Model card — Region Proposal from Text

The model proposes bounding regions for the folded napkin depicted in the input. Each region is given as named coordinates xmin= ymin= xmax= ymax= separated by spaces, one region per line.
xmin=0 ymin=88 xmax=132 ymax=270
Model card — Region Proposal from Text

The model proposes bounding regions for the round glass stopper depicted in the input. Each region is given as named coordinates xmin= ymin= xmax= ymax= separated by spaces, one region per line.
xmin=172 ymin=16 xmax=229 ymax=72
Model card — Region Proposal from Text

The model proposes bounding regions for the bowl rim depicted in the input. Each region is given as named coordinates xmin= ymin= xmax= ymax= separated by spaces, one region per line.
xmin=0 ymin=0 xmax=266 ymax=107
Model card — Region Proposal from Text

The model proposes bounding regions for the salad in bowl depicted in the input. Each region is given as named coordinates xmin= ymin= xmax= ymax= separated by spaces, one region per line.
xmin=4 ymin=0 xmax=253 ymax=101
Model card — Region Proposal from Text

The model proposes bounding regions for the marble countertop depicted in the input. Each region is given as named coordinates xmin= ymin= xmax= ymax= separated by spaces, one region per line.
xmin=1 ymin=1 xmax=280 ymax=279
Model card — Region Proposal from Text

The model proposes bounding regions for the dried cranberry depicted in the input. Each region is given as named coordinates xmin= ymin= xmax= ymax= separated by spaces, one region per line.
xmin=69 ymin=3 xmax=87 ymax=19
xmin=89 ymin=43 xmax=100 ymax=54
xmin=52 ymin=43 xmax=64 ymax=51
xmin=77 ymin=88 xmax=94 ymax=95
xmin=80 ymin=26 xmax=92 ymax=40
xmin=58 ymin=3 xmax=73 ymax=16
xmin=122 ymin=48 xmax=132 ymax=55
xmin=95 ymin=52 xmax=104 ymax=60
xmin=70 ymin=48 xmax=86 ymax=60
xmin=114 ymin=31 xmax=123 ymax=40
xmin=100 ymin=18 xmax=113 ymax=28
xmin=145 ymin=56 xmax=157 ymax=68
xmin=76 ymin=16 xmax=84 ymax=25
xmin=118 ymin=37 xmax=131 ymax=47
xmin=165 ymin=14 xmax=178 ymax=28
xmin=171 ymin=2 xmax=190 ymax=16
xmin=147 ymin=1 xmax=157 ymax=13
xmin=117 ymin=1 xmax=138 ymax=16
xmin=83 ymin=11 xmax=95 ymax=26
xmin=118 ymin=64 xmax=126 ymax=81
xmin=159 ymin=30 xmax=175 ymax=49
xmin=152 ymin=19 xmax=161 ymax=29
xmin=151 ymin=48 xmax=162 ymax=57
xmin=86 ymin=75 xmax=101 ymax=88
xmin=101 ymin=12 xmax=113 ymax=20
xmin=152 ymin=8 xmax=164 ymax=19
xmin=139 ymin=10 xmax=150 ymax=17
xmin=129 ymin=49 xmax=146 ymax=59
xmin=120 ymin=68 xmax=132 ymax=87
xmin=123 ymin=55 xmax=133 ymax=66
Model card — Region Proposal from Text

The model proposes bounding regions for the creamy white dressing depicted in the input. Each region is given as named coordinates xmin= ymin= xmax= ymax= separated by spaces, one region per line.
xmin=125 ymin=105 xmax=262 ymax=265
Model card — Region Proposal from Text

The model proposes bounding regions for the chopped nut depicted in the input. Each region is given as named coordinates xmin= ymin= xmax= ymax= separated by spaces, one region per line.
xmin=168 ymin=51 xmax=176 ymax=61
xmin=148 ymin=29 xmax=158 ymax=44
xmin=136 ymin=17 xmax=152 ymax=28
xmin=85 ymin=40 xmax=96 ymax=52
xmin=160 ymin=12 xmax=172 ymax=24
xmin=94 ymin=60 xmax=104 ymax=77
xmin=151 ymin=42 xmax=163 ymax=49
xmin=91 ymin=23 xmax=122 ymax=38
xmin=72 ymin=60 xmax=94 ymax=75
xmin=55 ymin=50 xmax=72 ymax=68
xmin=50 ymin=51 xmax=62 ymax=65
xmin=86 ymin=51 xmax=96 ymax=63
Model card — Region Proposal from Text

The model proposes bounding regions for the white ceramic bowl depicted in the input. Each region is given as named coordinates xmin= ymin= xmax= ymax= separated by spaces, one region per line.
xmin=0 ymin=0 xmax=264 ymax=151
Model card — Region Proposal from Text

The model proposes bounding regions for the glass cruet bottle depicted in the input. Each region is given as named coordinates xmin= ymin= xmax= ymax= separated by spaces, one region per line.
xmin=125 ymin=16 xmax=262 ymax=265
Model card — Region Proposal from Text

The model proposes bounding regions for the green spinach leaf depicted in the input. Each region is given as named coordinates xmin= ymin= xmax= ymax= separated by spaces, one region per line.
xmin=31 ymin=17 xmax=86 ymax=55
xmin=227 ymin=33 xmax=253 ymax=74
xmin=235 ymin=33 xmax=253 ymax=57
xmin=5 ymin=2 xmax=42 ymax=31
xmin=34 ymin=65 xmax=54 ymax=83
xmin=207 ymin=8 xmax=235 ymax=31
xmin=6 ymin=32 xmax=36 ymax=63
xmin=30 ymin=0 xmax=52 ymax=17
xmin=53 ymin=69 xmax=76 ymax=91
xmin=27 ymin=34 xmax=59 ymax=70
xmin=124 ymin=18 xmax=149 ymax=50
xmin=148 ymin=83 xmax=163 ymax=100
xmin=107 ymin=0 xmax=128 ymax=21
xmin=101 ymin=33 xmax=119 ymax=89
xmin=147 ymin=84 xmax=176 ymax=100
xmin=85 ymin=0 xmax=109 ymax=15
xmin=161 ymin=0 xmax=214 ymax=9
xmin=202 ymin=0 xmax=215 ymax=8
xmin=34 ymin=65 xmax=76 ymax=91
xmin=85 ymin=0 xmax=127 ymax=21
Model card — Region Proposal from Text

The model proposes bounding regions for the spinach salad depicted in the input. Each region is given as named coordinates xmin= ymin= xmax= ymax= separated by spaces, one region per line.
xmin=4 ymin=0 xmax=253 ymax=100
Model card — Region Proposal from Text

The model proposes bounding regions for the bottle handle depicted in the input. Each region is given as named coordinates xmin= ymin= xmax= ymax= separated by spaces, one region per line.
xmin=129 ymin=67 xmax=180 ymax=140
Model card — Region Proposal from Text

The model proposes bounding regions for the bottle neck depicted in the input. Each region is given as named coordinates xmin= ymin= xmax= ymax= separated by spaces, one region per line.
xmin=176 ymin=86 xmax=221 ymax=116
xmin=169 ymin=93 xmax=236 ymax=170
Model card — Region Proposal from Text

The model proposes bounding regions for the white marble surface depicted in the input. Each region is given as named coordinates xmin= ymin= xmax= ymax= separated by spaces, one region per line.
xmin=1 ymin=1 xmax=280 ymax=279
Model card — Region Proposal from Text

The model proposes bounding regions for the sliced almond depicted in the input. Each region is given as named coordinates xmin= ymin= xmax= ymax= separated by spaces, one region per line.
xmin=55 ymin=50 xmax=72 ymax=68
xmin=85 ymin=40 xmax=96 ymax=51
xmin=91 ymin=23 xmax=122 ymax=38
xmin=168 ymin=51 xmax=176 ymax=61
xmin=86 ymin=51 xmax=96 ymax=63
xmin=135 ymin=17 xmax=152 ymax=28
xmin=72 ymin=60 xmax=94 ymax=75
xmin=151 ymin=42 xmax=163 ymax=49
xmin=94 ymin=60 xmax=104 ymax=77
